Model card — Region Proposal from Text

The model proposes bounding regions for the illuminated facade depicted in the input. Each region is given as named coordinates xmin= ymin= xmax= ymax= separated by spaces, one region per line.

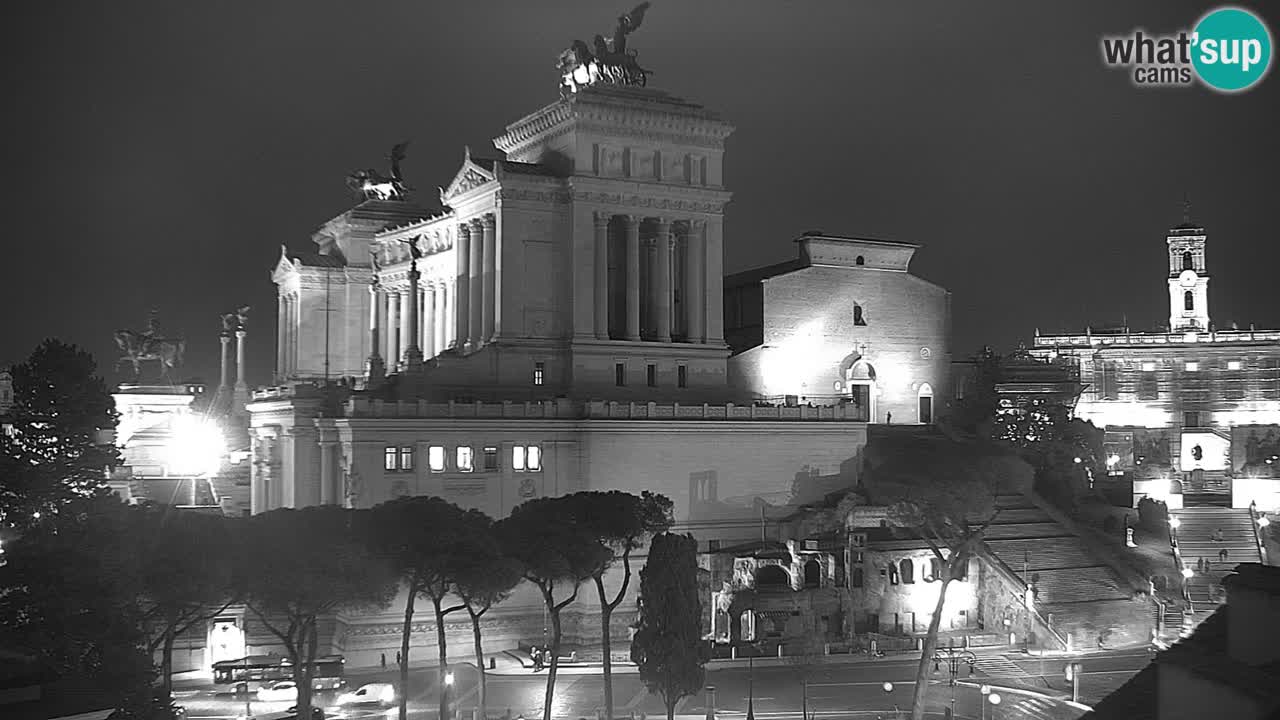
xmin=1032 ymin=217 xmax=1280 ymax=511
xmin=243 ymin=78 xmax=955 ymax=667
xmin=725 ymin=233 xmax=951 ymax=424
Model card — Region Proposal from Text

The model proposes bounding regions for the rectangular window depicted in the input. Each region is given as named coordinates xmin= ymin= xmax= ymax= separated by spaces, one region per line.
xmin=1185 ymin=361 xmax=1199 ymax=372
xmin=527 ymin=445 xmax=542 ymax=471
xmin=1138 ymin=374 xmax=1158 ymax=401
xmin=428 ymin=446 xmax=445 ymax=472
xmin=483 ymin=447 xmax=499 ymax=471
xmin=1184 ymin=412 xmax=1201 ymax=428
xmin=647 ymin=364 xmax=657 ymax=387
xmin=677 ymin=364 xmax=688 ymax=388
xmin=384 ymin=446 xmax=398 ymax=471
xmin=533 ymin=362 xmax=545 ymax=386
xmin=1228 ymin=360 xmax=1242 ymax=371
xmin=1142 ymin=361 xmax=1157 ymax=372
xmin=398 ymin=446 xmax=414 ymax=471
xmin=512 ymin=444 xmax=543 ymax=472
xmin=1097 ymin=361 xmax=1119 ymax=400
xmin=456 ymin=446 xmax=473 ymax=472
xmin=615 ymin=362 xmax=626 ymax=386
xmin=513 ymin=445 xmax=526 ymax=471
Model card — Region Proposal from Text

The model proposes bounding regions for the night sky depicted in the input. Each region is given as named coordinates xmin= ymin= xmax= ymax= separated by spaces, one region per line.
xmin=5 ymin=1 xmax=1278 ymax=387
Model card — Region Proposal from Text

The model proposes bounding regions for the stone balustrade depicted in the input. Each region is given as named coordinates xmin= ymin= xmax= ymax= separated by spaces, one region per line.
xmin=333 ymin=397 xmax=869 ymax=421
xmin=1035 ymin=329 xmax=1280 ymax=348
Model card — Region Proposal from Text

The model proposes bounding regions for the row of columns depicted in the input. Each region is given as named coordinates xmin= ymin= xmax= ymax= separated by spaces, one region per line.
xmin=592 ymin=213 xmax=710 ymax=343
xmin=370 ymin=280 xmax=455 ymax=370
xmin=456 ymin=214 xmax=498 ymax=352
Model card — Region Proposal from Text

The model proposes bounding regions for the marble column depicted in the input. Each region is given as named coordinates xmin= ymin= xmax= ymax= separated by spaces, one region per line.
xmin=275 ymin=297 xmax=286 ymax=381
xmin=219 ymin=332 xmax=232 ymax=395
xmin=423 ymin=283 xmax=436 ymax=358
xmin=481 ymin=214 xmax=497 ymax=342
xmin=686 ymin=220 xmax=706 ymax=343
xmin=319 ymin=440 xmax=335 ymax=505
xmin=624 ymin=214 xmax=641 ymax=341
xmin=455 ymin=224 xmax=471 ymax=351
xmin=284 ymin=295 xmax=295 ymax=377
xmin=388 ymin=291 xmax=401 ymax=368
xmin=403 ymin=264 xmax=423 ymax=370
xmin=654 ymin=218 xmax=673 ymax=343
xmin=234 ymin=328 xmax=248 ymax=392
xmin=366 ymin=284 xmax=384 ymax=384
xmin=593 ymin=212 xmax=610 ymax=339
xmin=439 ymin=283 xmax=451 ymax=350
xmin=705 ymin=217 xmax=725 ymax=344
xmin=469 ymin=218 xmax=484 ymax=349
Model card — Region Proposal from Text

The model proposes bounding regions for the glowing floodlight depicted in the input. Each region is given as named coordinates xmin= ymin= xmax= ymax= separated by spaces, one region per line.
xmin=1169 ymin=517 xmax=1182 ymax=530
xmin=1181 ymin=566 xmax=1194 ymax=579
xmin=1259 ymin=516 xmax=1271 ymax=528
xmin=168 ymin=415 xmax=225 ymax=476
xmin=988 ymin=693 xmax=1001 ymax=705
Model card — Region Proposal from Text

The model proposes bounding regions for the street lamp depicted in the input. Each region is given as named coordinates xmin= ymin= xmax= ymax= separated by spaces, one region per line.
xmin=932 ymin=643 xmax=977 ymax=718
xmin=881 ymin=682 xmax=901 ymax=720
xmin=988 ymin=692 xmax=1002 ymax=718
xmin=443 ymin=670 xmax=455 ymax=720
xmin=1169 ymin=517 xmax=1181 ymax=530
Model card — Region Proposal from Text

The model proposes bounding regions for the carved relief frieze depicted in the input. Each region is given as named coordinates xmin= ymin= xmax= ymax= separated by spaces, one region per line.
xmin=571 ymin=191 xmax=726 ymax=214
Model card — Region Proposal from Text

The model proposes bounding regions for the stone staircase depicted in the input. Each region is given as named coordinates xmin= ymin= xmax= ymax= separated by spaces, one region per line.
xmin=1172 ymin=506 xmax=1261 ymax=629
xmin=981 ymin=495 xmax=1149 ymax=649
xmin=1181 ymin=469 xmax=1232 ymax=504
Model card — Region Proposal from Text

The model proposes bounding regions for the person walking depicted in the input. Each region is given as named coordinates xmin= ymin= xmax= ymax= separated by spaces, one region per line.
xmin=396 ymin=650 xmax=402 ymax=666
xmin=381 ymin=652 xmax=387 ymax=669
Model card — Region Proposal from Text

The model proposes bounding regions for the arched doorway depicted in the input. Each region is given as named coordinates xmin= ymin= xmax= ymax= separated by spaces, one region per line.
xmin=917 ymin=382 xmax=934 ymax=424
xmin=803 ymin=559 xmax=821 ymax=588
xmin=845 ymin=359 xmax=877 ymax=422
xmin=756 ymin=564 xmax=790 ymax=589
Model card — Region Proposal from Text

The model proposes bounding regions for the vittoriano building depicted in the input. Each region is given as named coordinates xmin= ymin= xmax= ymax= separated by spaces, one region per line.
xmin=1031 ymin=213 xmax=1280 ymax=513
xmin=232 ymin=16 xmax=954 ymax=668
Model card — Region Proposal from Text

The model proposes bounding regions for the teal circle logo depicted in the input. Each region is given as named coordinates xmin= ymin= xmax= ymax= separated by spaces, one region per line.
xmin=1192 ymin=7 xmax=1273 ymax=92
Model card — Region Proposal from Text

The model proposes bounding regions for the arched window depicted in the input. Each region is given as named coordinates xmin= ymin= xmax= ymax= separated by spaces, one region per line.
xmin=1183 ymin=251 xmax=1194 ymax=271
xmin=899 ymin=559 xmax=915 ymax=584
xmin=954 ymin=557 xmax=968 ymax=581
xmin=755 ymin=565 xmax=789 ymax=589
xmin=1184 ymin=291 xmax=1194 ymax=312
xmin=927 ymin=557 xmax=942 ymax=582
xmin=803 ymin=559 xmax=821 ymax=588
xmin=917 ymin=383 xmax=934 ymax=425
xmin=853 ymin=305 xmax=867 ymax=326
xmin=855 ymin=255 xmax=865 ymax=266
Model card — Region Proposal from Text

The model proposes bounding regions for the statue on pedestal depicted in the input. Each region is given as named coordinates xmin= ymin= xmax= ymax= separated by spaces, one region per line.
xmin=559 ymin=3 xmax=653 ymax=96
xmin=115 ymin=310 xmax=186 ymax=382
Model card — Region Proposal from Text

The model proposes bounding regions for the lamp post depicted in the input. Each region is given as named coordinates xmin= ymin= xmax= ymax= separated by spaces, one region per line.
xmin=931 ymin=642 xmax=977 ymax=719
xmin=881 ymin=682 xmax=902 ymax=720
xmin=979 ymin=685 xmax=990 ymax=720
xmin=988 ymin=692 xmax=1002 ymax=719
xmin=443 ymin=670 xmax=455 ymax=720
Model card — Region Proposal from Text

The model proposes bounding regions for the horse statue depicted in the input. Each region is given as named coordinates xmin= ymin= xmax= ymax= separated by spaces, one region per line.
xmin=559 ymin=3 xmax=653 ymax=96
xmin=114 ymin=329 xmax=186 ymax=381
xmin=347 ymin=142 xmax=411 ymax=201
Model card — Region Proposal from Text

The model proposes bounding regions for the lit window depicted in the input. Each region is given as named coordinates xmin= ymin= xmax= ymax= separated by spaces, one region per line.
xmin=1142 ymin=362 xmax=1156 ymax=372
xmin=513 ymin=445 xmax=542 ymax=472
xmin=527 ymin=445 xmax=542 ymax=471
xmin=483 ymin=447 xmax=499 ymax=471
xmin=428 ymin=446 xmax=445 ymax=472
xmin=398 ymin=446 xmax=414 ymax=471
xmin=513 ymin=446 xmax=526 ymax=471
xmin=678 ymin=365 xmax=688 ymax=388
xmin=1228 ymin=360 xmax=1242 ymax=370
xmin=533 ymin=362 xmax=545 ymax=386
xmin=384 ymin=446 xmax=398 ymax=471
xmin=900 ymin=559 xmax=915 ymax=584
xmin=1185 ymin=361 xmax=1199 ymax=371
xmin=456 ymin=446 xmax=473 ymax=472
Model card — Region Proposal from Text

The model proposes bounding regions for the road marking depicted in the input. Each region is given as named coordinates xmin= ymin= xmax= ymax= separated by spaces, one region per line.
xmin=808 ymin=681 xmax=917 ymax=688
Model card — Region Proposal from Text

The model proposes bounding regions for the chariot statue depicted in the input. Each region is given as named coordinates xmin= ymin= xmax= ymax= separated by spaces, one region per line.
xmin=559 ymin=3 xmax=653 ymax=96
xmin=347 ymin=141 xmax=411 ymax=201
xmin=115 ymin=311 xmax=186 ymax=382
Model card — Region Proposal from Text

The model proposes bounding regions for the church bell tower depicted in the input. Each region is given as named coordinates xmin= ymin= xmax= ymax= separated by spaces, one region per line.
xmin=1167 ymin=202 xmax=1210 ymax=332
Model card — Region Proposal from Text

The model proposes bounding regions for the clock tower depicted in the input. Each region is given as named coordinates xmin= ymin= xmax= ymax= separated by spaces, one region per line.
xmin=1166 ymin=204 xmax=1210 ymax=332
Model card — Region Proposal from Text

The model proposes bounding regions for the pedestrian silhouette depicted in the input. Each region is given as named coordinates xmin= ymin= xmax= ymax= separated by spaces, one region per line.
xmin=396 ymin=650 xmax=402 ymax=666
xmin=1219 ymin=548 xmax=1229 ymax=562
xmin=381 ymin=652 xmax=387 ymax=669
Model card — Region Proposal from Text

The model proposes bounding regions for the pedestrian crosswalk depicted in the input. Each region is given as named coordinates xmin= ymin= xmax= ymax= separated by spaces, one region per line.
xmin=972 ymin=655 xmax=1033 ymax=679
xmin=1007 ymin=695 xmax=1062 ymax=718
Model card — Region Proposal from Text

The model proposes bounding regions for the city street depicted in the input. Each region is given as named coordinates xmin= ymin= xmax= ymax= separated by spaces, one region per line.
xmin=174 ymin=648 xmax=1153 ymax=720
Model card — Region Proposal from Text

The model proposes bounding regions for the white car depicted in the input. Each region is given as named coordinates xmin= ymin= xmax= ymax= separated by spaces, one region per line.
xmin=257 ymin=680 xmax=299 ymax=703
xmin=336 ymin=683 xmax=395 ymax=708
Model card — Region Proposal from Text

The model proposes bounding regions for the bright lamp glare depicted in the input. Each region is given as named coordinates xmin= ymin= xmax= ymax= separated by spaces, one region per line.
xmin=988 ymin=693 xmax=1001 ymax=705
xmin=168 ymin=416 xmax=225 ymax=476
xmin=1181 ymin=567 xmax=1194 ymax=579
xmin=1169 ymin=517 xmax=1181 ymax=529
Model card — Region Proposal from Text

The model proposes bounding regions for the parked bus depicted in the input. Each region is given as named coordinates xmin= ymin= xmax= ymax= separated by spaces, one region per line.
xmin=212 ymin=654 xmax=345 ymax=690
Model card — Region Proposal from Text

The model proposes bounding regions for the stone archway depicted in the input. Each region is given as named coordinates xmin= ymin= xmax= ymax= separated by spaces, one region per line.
xmin=842 ymin=356 xmax=877 ymax=422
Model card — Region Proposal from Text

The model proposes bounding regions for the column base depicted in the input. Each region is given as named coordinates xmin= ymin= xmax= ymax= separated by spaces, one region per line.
xmin=365 ymin=355 xmax=386 ymax=387
xmin=403 ymin=347 xmax=425 ymax=372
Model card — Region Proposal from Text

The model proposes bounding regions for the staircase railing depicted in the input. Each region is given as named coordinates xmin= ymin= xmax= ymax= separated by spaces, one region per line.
xmin=979 ymin=542 xmax=1069 ymax=650
xmin=1250 ymin=500 xmax=1269 ymax=565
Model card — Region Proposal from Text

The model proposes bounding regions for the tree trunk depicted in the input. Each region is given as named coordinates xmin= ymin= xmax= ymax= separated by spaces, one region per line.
xmin=400 ymin=590 xmax=416 ymax=720
xmin=910 ymin=577 xmax=953 ymax=720
xmin=665 ymin=696 xmax=676 ymax=720
xmin=595 ymin=576 xmax=614 ymax=720
xmin=433 ymin=597 xmax=451 ymax=720
xmin=296 ymin=620 xmax=318 ymax=720
xmin=542 ymin=601 xmax=563 ymax=720
xmin=160 ymin=627 xmax=176 ymax=699
xmin=470 ymin=609 xmax=487 ymax=720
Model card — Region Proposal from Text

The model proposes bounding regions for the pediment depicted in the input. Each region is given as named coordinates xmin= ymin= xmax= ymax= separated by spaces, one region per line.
xmin=272 ymin=245 xmax=299 ymax=283
xmin=440 ymin=147 xmax=496 ymax=204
